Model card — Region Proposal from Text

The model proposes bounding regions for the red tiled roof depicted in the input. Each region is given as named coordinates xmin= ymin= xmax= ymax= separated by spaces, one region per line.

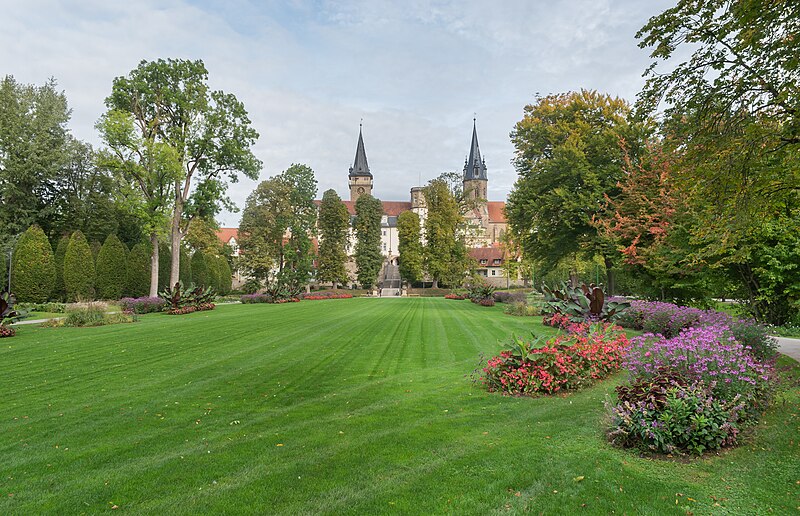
xmin=469 ymin=246 xmax=506 ymax=263
xmin=487 ymin=201 xmax=506 ymax=223
xmin=216 ymin=227 xmax=239 ymax=245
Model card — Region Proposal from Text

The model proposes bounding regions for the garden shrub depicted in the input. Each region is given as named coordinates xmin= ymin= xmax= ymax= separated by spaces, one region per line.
xmin=219 ymin=257 xmax=233 ymax=295
xmin=52 ymin=235 xmax=70 ymax=301
xmin=1 ymin=291 xmax=24 ymax=338
xmin=481 ymin=323 xmax=629 ymax=396
xmin=478 ymin=298 xmax=495 ymax=307
xmin=18 ymin=302 xmax=66 ymax=313
xmin=95 ymin=234 xmax=128 ymax=300
xmin=60 ymin=302 xmax=136 ymax=327
xmin=119 ymin=296 xmax=165 ymax=314
xmin=727 ymin=319 xmax=778 ymax=361
xmin=160 ymin=281 xmax=216 ymax=315
xmin=12 ymin=225 xmax=56 ymax=303
xmin=126 ymin=243 xmax=151 ymax=298
xmin=504 ymin=301 xmax=539 ymax=317
xmin=493 ymin=291 xmax=527 ymax=304
xmin=608 ymin=381 xmax=744 ymax=455
xmin=64 ymin=231 xmax=96 ymax=301
xmin=444 ymin=293 xmax=465 ymax=300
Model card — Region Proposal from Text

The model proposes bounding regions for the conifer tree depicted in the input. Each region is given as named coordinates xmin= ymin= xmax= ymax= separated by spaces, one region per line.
xmin=158 ymin=242 xmax=171 ymax=292
xmin=11 ymin=225 xmax=56 ymax=302
xmin=126 ymin=243 xmax=151 ymax=298
xmin=191 ymin=251 xmax=210 ymax=288
xmin=64 ymin=230 xmax=95 ymax=301
xmin=179 ymin=247 xmax=192 ymax=286
xmin=52 ymin=235 xmax=70 ymax=301
xmin=397 ymin=211 xmax=423 ymax=285
xmin=205 ymin=252 xmax=220 ymax=292
xmin=354 ymin=194 xmax=383 ymax=290
xmin=0 ymin=248 xmax=7 ymax=292
xmin=317 ymin=189 xmax=350 ymax=288
xmin=95 ymin=234 xmax=128 ymax=300
xmin=217 ymin=256 xmax=233 ymax=295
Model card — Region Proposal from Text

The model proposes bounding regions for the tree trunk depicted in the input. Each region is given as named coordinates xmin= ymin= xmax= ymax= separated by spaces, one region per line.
xmin=169 ymin=197 xmax=184 ymax=287
xmin=603 ymin=256 xmax=615 ymax=296
xmin=432 ymin=278 xmax=439 ymax=289
xmin=149 ymin=232 xmax=159 ymax=297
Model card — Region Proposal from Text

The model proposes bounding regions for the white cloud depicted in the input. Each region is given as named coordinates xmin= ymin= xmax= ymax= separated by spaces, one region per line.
xmin=1 ymin=0 xmax=673 ymax=226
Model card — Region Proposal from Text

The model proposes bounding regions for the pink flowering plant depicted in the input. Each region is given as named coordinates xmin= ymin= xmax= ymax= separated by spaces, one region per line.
xmin=480 ymin=323 xmax=630 ymax=396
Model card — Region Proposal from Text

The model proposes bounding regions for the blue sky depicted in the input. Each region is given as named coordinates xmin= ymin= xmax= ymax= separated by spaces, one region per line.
xmin=2 ymin=0 xmax=674 ymax=226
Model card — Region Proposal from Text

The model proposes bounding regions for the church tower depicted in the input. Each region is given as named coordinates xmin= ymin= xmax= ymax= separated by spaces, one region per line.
xmin=463 ymin=118 xmax=488 ymax=203
xmin=349 ymin=126 xmax=373 ymax=202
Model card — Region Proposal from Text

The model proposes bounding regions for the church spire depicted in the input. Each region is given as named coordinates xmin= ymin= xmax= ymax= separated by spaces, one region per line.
xmin=463 ymin=118 xmax=487 ymax=181
xmin=349 ymin=125 xmax=371 ymax=177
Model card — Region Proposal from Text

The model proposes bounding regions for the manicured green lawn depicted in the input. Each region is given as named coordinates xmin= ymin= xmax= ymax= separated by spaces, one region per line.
xmin=1 ymin=299 xmax=797 ymax=514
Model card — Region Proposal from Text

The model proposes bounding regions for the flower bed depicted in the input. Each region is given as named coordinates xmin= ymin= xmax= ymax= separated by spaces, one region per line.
xmin=542 ymin=312 xmax=571 ymax=330
xmin=300 ymin=291 xmax=353 ymax=300
xmin=0 ymin=325 xmax=15 ymax=338
xmin=481 ymin=323 xmax=629 ymax=396
xmin=120 ymin=297 xmax=166 ymax=314
xmin=166 ymin=303 xmax=216 ymax=315
xmin=240 ymin=294 xmax=273 ymax=304
xmin=444 ymin=293 xmax=465 ymax=300
xmin=607 ymin=324 xmax=775 ymax=455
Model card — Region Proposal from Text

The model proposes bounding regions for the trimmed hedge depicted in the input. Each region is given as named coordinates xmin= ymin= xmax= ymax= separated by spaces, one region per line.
xmin=11 ymin=225 xmax=55 ymax=303
xmin=96 ymin=234 xmax=128 ymax=300
xmin=64 ymin=230 xmax=96 ymax=301
xmin=53 ymin=235 xmax=70 ymax=301
xmin=126 ymin=243 xmax=151 ymax=298
xmin=206 ymin=253 xmax=220 ymax=293
xmin=217 ymin=256 xmax=233 ymax=295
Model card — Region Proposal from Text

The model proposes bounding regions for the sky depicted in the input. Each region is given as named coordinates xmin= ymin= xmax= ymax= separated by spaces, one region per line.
xmin=2 ymin=0 xmax=674 ymax=227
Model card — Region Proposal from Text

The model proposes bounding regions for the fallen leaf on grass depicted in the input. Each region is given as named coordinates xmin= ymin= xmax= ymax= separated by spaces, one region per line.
xmin=276 ymin=443 xmax=284 ymax=447
xmin=573 ymin=476 xmax=585 ymax=482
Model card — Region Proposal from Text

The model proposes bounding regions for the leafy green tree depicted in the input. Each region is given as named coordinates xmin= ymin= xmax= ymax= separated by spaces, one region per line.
xmin=397 ymin=211 xmax=423 ymax=284
xmin=103 ymin=58 xmax=262 ymax=290
xmin=63 ymin=230 xmax=95 ymax=301
xmin=126 ymin=243 xmax=151 ymax=298
xmin=0 ymin=77 xmax=69 ymax=240
xmin=316 ymin=189 xmax=350 ymax=288
xmin=240 ymin=164 xmax=317 ymax=296
xmin=423 ymin=179 xmax=469 ymax=288
xmin=53 ymin=235 xmax=70 ymax=301
xmin=95 ymin=234 xmax=128 ymax=300
xmin=506 ymin=90 xmax=648 ymax=293
xmin=11 ymin=225 xmax=55 ymax=302
xmin=192 ymin=251 xmax=210 ymax=288
xmin=354 ymin=194 xmax=383 ymax=290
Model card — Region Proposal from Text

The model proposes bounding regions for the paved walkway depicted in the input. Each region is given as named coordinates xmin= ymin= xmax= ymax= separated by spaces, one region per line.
xmin=775 ymin=336 xmax=800 ymax=362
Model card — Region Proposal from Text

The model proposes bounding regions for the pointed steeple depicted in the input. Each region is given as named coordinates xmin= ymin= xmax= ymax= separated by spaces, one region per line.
xmin=463 ymin=118 xmax=487 ymax=181
xmin=349 ymin=125 xmax=371 ymax=177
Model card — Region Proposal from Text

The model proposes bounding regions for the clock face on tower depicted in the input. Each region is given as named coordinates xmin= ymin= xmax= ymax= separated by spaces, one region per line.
xmin=357 ymin=187 xmax=365 ymax=194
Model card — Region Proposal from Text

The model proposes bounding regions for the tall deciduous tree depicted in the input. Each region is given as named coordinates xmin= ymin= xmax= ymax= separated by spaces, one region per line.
xmin=423 ymin=179 xmax=468 ymax=288
xmin=506 ymin=90 xmax=648 ymax=293
xmin=240 ymin=164 xmax=317 ymax=296
xmin=397 ymin=211 xmax=423 ymax=285
xmin=63 ymin=230 xmax=95 ymax=301
xmin=353 ymin=194 xmax=383 ymax=290
xmin=0 ymin=77 xmax=69 ymax=241
xmin=316 ymin=189 xmax=350 ymax=288
xmin=102 ymin=58 xmax=262 ymax=291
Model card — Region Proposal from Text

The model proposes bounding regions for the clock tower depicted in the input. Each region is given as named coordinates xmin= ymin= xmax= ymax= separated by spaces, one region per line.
xmin=348 ymin=126 xmax=373 ymax=202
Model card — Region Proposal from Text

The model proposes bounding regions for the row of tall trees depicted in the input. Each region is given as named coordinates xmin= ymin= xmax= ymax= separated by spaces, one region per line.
xmin=505 ymin=0 xmax=799 ymax=325
xmin=1 ymin=58 xmax=260 ymax=299
xmin=7 ymin=224 xmax=232 ymax=303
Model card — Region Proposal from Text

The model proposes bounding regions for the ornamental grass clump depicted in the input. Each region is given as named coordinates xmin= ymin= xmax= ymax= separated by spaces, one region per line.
xmin=119 ymin=297 xmax=166 ymax=314
xmin=480 ymin=323 xmax=629 ymax=396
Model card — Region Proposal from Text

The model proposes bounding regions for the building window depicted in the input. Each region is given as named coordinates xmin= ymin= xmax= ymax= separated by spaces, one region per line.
xmin=493 ymin=259 xmax=501 ymax=265
xmin=491 ymin=270 xmax=496 ymax=276
xmin=382 ymin=230 xmax=386 ymax=236
xmin=382 ymin=242 xmax=386 ymax=251
xmin=480 ymin=259 xmax=487 ymax=265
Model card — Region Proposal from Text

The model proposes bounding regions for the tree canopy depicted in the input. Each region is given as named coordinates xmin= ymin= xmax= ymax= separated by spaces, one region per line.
xmin=316 ymin=189 xmax=350 ymax=288
xmin=397 ymin=210 xmax=423 ymax=285
xmin=354 ymin=194 xmax=383 ymax=290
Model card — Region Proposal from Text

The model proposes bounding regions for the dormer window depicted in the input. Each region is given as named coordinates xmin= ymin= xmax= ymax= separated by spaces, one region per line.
xmin=480 ymin=259 xmax=488 ymax=265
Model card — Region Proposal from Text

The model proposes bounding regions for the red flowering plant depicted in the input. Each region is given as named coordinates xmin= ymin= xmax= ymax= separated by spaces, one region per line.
xmin=444 ymin=293 xmax=465 ymax=300
xmin=480 ymin=323 xmax=630 ymax=396
xmin=300 ymin=291 xmax=353 ymax=301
